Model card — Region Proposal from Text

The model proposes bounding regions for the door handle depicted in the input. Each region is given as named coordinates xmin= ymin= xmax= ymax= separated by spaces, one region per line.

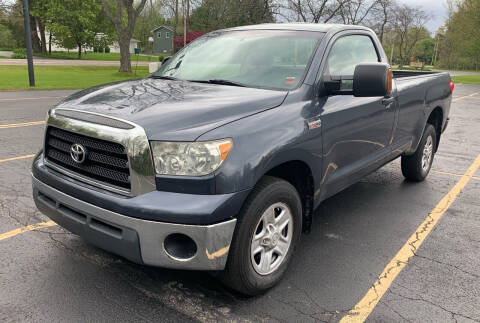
xmin=382 ymin=97 xmax=395 ymax=107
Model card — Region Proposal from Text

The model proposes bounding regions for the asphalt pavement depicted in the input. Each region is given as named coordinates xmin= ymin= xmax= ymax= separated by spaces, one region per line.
xmin=0 ymin=84 xmax=479 ymax=322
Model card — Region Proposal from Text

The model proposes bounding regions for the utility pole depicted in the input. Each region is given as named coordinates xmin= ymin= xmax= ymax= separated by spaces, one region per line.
xmin=22 ymin=0 xmax=35 ymax=87
xmin=432 ymin=34 xmax=439 ymax=66
xmin=390 ymin=42 xmax=394 ymax=65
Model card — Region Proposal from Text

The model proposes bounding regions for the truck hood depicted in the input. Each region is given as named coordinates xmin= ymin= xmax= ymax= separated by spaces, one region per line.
xmin=54 ymin=77 xmax=288 ymax=141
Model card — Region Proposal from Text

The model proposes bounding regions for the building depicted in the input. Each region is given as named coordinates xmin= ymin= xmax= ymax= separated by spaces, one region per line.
xmin=151 ymin=26 xmax=174 ymax=54
xmin=45 ymin=31 xmax=140 ymax=54
xmin=110 ymin=39 xmax=141 ymax=54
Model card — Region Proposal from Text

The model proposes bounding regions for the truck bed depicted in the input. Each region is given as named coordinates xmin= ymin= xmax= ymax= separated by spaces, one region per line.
xmin=393 ymin=70 xmax=439 ymax=79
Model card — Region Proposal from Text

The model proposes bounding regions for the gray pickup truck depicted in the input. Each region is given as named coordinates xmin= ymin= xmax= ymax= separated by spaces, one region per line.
xmin=32 ymin=23 xmax=453 ymax=295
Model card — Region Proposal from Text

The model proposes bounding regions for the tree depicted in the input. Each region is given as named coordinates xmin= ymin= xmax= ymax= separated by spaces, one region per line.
xmin=37 ymin=0 xmax=105 ymax=59
xmin=370 ymin=0 xmax=396 ymax=44
xmin=28 ymin=0 xmax=42 ymax=52
xmin=190 ymin=0 xmax=277 ymax=32
xmin=413 ymin=37 xmax=435 ymax=63
xmin=100 ymin=0 xmax=148 ymax=73
xmin=287 ymin=0 xmax=347 ymax=23
xmin=0 ymin=0 xmax=26 ymax=48
xmin=337 ymin=0 xmax=377 ymax=25
xmin=0 ymin=24 xmax=16 ymax=48
xmin=30 ymin=0 xmax=50 ymax=53
xmin=134 ymin=0 xmax=167 ymax=51
xmin=392 ymin=4 xmax=429 ymax=66
xmin=438 ymin=0 xmax=480 ymax=70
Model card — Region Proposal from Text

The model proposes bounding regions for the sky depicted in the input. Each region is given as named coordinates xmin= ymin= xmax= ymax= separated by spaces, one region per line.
xmin=397 ymin=0 xmax=448 ymax=33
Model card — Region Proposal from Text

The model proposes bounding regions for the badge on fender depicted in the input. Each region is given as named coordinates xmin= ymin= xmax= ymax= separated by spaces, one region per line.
xmin=307 ymin=118 xmax=321 ymax=130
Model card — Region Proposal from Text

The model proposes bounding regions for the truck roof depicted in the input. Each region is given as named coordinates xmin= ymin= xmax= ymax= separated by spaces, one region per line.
xmin=226 ymin=23 xmax=372 ymax=33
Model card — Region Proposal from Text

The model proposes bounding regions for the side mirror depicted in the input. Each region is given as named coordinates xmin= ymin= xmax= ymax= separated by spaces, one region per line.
xmin=353 ymin=63 xmax=392 ymax=97
xmin=162 ymin=56 xmax=171 ymax=64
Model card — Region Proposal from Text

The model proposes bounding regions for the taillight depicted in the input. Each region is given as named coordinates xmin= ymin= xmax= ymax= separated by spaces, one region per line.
xmin=449 ymin=80 xmax=455 ymax=93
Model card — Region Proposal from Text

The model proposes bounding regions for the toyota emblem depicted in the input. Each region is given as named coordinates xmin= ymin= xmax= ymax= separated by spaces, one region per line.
xmin=70 ymin=143 xmax=87 ymax=164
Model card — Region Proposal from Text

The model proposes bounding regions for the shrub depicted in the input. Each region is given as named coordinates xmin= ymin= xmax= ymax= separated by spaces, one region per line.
xmin=11 ymin=48 xmax=26 ymax=59
xmin=105 ymin=46 xmax=110 ymax=53
xmin=11 ymin=53 xmax=26 ymax=59
xmin=13 ymin=48 xmax=26 ymax=54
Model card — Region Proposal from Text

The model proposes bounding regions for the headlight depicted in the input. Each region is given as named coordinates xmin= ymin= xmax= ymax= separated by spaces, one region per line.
xmin=150 ymin=139 xmax=233 ymax=176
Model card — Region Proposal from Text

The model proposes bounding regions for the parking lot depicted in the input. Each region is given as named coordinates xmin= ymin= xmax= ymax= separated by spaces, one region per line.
xmin=0 ymin=84 xmax=479 ymax=322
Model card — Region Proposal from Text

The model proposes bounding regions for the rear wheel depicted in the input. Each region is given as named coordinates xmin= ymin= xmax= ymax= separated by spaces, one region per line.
xmin=220 ymin=176 xmax=302 ymax=295
xmin=401 ymin=124 xmax=436 ymax=182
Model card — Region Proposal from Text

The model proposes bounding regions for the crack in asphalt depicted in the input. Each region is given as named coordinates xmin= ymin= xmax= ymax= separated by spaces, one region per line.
xmin=386 ymin=289 xmax=480 ymax=323
xmin=281 ymin=283 xmax=350 ymax=322
xmin=379 ymin=299 xmax=413 ymax=323
xmin=414 ymin=253 xmax=479 ymax=279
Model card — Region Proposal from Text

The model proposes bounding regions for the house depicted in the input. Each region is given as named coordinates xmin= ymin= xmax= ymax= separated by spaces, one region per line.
xmin=151 ymin=26 xmax=174 ymax=54
xmin=110 ymin=39 xmax=141 ymax=54
xmin=45 ymin=31 xmax=140 ymax=54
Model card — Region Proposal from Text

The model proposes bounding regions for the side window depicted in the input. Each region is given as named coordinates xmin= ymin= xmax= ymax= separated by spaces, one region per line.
xmin=166 ymin=32 xmax=170 ymax=39
xmin=325 ymin=35 xmax=379 ymax=78
xmin=157 ymin=32 xmax=161 ymax=38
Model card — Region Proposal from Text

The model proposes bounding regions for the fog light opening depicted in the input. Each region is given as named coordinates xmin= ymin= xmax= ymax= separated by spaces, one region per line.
xmin=163 ymin=233 xmax=197 ymax=261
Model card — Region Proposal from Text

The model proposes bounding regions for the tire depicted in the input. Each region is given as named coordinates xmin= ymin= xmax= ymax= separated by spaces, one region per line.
xmin=401 ymin=124 xmax=437 ymax=182
xmin=220 ymin=176 xmax=302 ymax=296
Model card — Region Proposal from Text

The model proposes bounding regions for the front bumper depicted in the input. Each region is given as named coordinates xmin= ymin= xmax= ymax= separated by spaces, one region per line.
xmin=32 ymin=175 xmax=237 ymax=270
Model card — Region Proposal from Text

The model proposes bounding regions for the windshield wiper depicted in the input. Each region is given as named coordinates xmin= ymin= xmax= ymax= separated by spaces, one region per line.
xmin=151 ymin=75 xmax=180 ymax=81
xmin=191 ymin=79 xmax=246 ymax=87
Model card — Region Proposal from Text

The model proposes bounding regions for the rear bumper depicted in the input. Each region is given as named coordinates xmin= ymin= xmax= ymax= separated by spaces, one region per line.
xmin=32 ymin=175 xmax=236 ymax=270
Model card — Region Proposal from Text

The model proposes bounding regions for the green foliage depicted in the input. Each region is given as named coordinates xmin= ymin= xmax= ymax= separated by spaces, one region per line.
xmin=0 ymin=24 xmax=16 ymax=48
xmin=451 ymin=74 xmax=480 ymax=84
xmin=438 ymin=0 xmax=480 ymax=70
xmin=190 ymin=0 xmax=275 ymax=32
xmin=11 ymin=47 xmax=26 ymax=58
xmin=31 ymin=0 xmax=113 ymax=58
xmin=0 ymin=65 xmax=150 ymax=90
xmin=413 ymin=38 xmax=435 ymax=64
xmin=0 ymin=0 xmax=24 ymax=48
xmin=133 ymin=0 xmax=166 ymax=51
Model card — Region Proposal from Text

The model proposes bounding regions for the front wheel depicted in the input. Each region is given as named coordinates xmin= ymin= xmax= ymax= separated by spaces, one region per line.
xmin=401 ymin=124 xmax=437 ymax=182
xmin=220 ymin=176 xmax=302 ymax=295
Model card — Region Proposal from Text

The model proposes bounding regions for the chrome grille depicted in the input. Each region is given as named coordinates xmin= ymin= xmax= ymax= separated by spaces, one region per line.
xmin=44 ymin=126 xmax=131 ymax=190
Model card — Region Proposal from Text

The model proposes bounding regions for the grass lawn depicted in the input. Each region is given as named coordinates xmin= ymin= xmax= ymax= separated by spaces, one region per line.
xmin=451 ymin=74 xmax=480 ymax=84
xmin=34 ymin=52 xmax=167 ymax=62
xmin=0 ymin=65 xmax=150 ymax=90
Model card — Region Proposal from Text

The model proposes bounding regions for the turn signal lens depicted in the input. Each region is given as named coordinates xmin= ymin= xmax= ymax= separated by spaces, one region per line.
xmin=386 ymin=68 xmax=393 ymax=94
xmin=219 ymin=142 xmax=232 ymax=160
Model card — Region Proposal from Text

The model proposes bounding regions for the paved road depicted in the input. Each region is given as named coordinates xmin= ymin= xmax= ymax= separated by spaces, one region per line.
xmin=0 ymin=58 xmax=151 ymax=66
xmin=0 ymin=86 xmax=479 ymax=322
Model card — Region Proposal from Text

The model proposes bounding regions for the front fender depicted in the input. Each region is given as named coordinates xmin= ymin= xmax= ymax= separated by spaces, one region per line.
xmin=198 ymin=96 xmax=323 ymax=195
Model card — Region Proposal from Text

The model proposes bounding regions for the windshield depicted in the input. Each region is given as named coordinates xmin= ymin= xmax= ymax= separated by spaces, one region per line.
xmin=153 ymin=30 xmax=323 ymax=90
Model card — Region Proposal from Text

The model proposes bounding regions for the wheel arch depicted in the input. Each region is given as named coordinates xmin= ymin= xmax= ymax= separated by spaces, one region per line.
xmin=427 ymin=106 xmax=444 ymax=152
xmin=259 ymin=159 xmax=316 ymax=233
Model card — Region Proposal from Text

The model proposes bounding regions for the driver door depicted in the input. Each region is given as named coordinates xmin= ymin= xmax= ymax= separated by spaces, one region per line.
xmin=318 ymin=33 xmax=396 ymax=200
